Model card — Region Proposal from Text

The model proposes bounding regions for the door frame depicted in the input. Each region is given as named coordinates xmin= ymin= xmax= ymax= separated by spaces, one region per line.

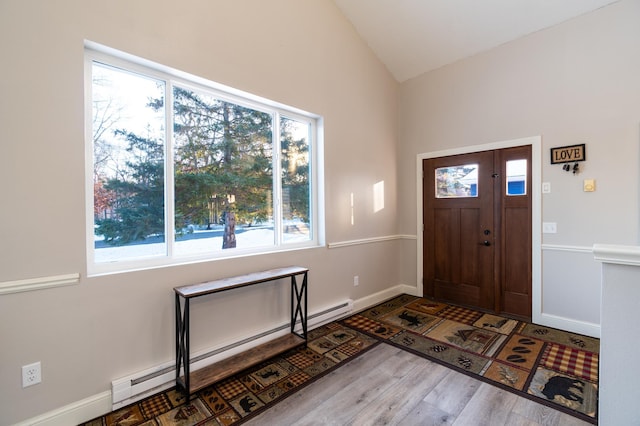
xmin=416 ymin=135 xmax=542 ymax=324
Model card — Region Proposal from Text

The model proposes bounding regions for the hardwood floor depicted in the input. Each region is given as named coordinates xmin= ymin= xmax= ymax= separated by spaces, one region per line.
xmin=245 ymin=343 xmax=591 ymax=426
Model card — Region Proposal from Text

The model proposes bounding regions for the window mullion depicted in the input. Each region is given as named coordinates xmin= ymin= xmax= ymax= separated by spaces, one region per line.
xmin=165 ymin=81 xmax=175 ymax=257
xmin=273 ymin=112 xmax=283 ymax=246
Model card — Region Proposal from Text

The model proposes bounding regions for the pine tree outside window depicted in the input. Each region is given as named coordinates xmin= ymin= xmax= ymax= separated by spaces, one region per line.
xmin=85 ymin=44 xmax=322 ymax=275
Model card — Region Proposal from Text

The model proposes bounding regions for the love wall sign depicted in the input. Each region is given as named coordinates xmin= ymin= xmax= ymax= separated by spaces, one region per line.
xmin=550 ymin=144 xmax=586 ymax=164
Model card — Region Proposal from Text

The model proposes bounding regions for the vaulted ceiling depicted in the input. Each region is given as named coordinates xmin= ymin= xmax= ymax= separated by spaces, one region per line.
xmin=333 ymin=0 xmax=621 ymax=82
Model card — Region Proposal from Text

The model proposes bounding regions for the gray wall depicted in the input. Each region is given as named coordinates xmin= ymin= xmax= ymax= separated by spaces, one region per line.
xmin=0 ymin=1 xmax=400 ymax=423
xmin=398 ymin=0 xmax=640 ymax=335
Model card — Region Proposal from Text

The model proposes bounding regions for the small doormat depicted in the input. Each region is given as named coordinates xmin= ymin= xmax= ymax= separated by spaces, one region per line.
xmin=80 ymin=324 xmax=379 ymax=426
xmin=341 ymin=294 xmax=599 ymax=424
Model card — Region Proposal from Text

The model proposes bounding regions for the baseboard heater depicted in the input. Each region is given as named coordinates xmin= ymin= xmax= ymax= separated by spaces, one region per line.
xmin=111 ymin=299 xmax=353 ymax=409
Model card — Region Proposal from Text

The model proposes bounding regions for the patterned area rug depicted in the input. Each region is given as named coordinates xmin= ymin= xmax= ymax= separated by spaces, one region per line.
xmin=341 ymin=294 xmax=599 ymax=424
xmin=80 ymin=323 xmax=379 ymax=426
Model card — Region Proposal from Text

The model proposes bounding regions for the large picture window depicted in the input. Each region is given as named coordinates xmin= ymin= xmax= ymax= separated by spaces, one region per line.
xmin=86 ymin=44 xmax=321 ymax=275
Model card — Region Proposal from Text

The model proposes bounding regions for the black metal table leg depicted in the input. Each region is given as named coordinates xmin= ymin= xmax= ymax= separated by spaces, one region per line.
xmin=175 ymin=294 xmax=190 ymax=395
xmin=290 ymin=271 xmax=308 ymax=341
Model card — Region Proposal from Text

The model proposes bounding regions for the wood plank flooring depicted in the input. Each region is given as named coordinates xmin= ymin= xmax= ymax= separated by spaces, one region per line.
xmin=245 ymin=344 xmax=591 ymax=426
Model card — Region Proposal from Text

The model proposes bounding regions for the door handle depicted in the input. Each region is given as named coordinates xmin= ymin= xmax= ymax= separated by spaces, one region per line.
xmin=482 ymin=240 xmax=491 ymax=246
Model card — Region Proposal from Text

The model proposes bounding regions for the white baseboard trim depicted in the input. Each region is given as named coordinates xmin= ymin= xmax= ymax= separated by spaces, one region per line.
xmin=538 ymin=312 xmax=600 ymax=338
xmin=13 ymin=391 xmax=111 ymax=426
xmin=352 ymin=283 xmax=419 ymax=312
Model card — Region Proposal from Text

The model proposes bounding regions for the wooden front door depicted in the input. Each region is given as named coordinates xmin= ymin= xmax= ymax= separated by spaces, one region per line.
xmin=423 ymin=145 xmax=532 ymax=319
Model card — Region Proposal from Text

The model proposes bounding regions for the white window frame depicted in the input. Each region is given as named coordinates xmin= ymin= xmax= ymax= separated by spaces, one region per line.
xmin=84 ymin=41 xmax=324 ymax=276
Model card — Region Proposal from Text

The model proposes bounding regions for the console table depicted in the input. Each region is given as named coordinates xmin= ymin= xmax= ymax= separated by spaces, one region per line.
xmin=174 ymin=266 xmax=308 ymax=396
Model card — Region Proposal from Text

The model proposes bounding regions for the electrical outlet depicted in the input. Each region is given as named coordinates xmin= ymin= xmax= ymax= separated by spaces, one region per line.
xmin=353 ymin=276 xmax=359 ymax=286
xmin=22 ymin=362 xmax=41 ymax=387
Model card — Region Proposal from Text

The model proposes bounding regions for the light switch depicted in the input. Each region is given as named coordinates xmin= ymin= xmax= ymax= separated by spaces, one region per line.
xmin=583 ymin=179 xmax=596 ymax=192
xmin=542 ymin=182 xmax=551 ymax=194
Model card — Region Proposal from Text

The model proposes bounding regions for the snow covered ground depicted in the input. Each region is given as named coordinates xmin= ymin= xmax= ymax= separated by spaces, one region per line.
xmin=94 ymin=228 xmax=308 ymax=263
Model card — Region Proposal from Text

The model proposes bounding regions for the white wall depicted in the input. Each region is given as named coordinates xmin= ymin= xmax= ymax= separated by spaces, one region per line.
xmin=594 ymin=244 xmax=640 ymax=425
xmin=0 ymin=1 xmax=400 ymax=424
xmin=397 ymin=0 xmax=640 ymax=335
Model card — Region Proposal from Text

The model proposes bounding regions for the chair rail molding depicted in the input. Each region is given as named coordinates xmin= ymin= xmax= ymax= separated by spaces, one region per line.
xmin=0 ymin=273 xmax=80 ymax=295
xmin=327 ymin=234 xmax=415 ymax=249
xmin=593 ymin=243 xmax=640 ymax=265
